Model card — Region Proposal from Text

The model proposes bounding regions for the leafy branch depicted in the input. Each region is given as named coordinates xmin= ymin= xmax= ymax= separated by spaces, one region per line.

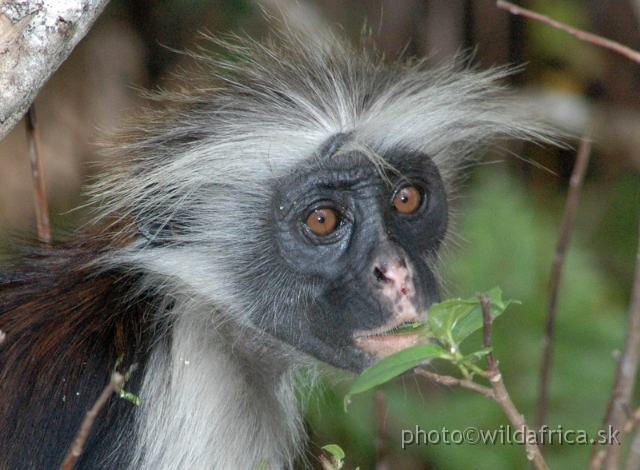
xmin=345 ymin=288 xmax=549 ymax=470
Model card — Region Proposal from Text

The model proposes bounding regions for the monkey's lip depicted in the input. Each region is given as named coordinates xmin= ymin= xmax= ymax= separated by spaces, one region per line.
xmin=353 ymin=322 xmax=432 ymax=359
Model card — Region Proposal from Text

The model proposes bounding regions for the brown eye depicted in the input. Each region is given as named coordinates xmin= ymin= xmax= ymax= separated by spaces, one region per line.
xmin=393 ymin=186 xmax=422 ymax=214
xmin=306 ymin=208 xmax=339 ymax=235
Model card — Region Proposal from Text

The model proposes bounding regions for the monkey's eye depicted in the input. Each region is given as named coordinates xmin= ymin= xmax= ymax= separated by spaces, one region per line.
xmin=392 ymin=186 xmax=422 ymax=214
xmin=306 ymin=208 xmax=340 ymax=235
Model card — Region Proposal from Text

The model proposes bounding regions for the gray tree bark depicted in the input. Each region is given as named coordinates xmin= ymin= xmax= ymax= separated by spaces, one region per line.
xmin=0 ymin=0 xmax=109 ymax=140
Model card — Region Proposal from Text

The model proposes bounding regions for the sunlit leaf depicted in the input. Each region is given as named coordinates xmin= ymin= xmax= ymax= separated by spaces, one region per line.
xmin=322 ymin=444 xmax=345 ymax=461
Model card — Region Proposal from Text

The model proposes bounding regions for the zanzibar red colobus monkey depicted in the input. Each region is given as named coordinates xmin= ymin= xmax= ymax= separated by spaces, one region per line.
xmin=0 ymin=28 xmax=552 ymax=469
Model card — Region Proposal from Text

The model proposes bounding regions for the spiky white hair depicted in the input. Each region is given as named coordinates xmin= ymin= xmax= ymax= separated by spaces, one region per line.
xmin=90 ymin=28 xmax=554 ymax=309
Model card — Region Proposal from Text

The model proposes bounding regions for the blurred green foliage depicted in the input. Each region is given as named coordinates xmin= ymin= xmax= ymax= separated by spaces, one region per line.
xmin=529 ymin=0 xmax=602 ymax=78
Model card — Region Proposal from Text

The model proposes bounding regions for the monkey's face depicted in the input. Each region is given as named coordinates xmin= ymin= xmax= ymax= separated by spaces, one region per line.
xmin=249 ymin=146 xmax=448 ymax=373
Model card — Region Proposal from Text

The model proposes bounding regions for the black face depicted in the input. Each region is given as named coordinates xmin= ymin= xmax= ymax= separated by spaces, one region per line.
xmin=249 ymin=140 xmax=448 ymax=372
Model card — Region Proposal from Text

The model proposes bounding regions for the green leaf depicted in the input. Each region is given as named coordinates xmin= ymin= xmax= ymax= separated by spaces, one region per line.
xmin=485 ymin=286 xmax=505 ymax=308
xmin=113 ymin=357 xmax=141 ymax=406
xmin=429 ymin=287 xmax=518 ymax=347
xmin=385 ymin=321 xmax=432 ymax=336
xmin=452 ymin=288 xmax=517 ymax=344
xmin=428 ymin=299 xmax=480 ymax=344
xmin=322 ymin=445 xmax=345 ymax=461
xmin=116 ymin=390 xmax=141 ymax=406
xmin=344 ymin=343 xmax=444 ymax=410
xmin=459 ymin=347 xmax=493 ymax=364
xmin=449 ymin=304 xmax=484 ymax=345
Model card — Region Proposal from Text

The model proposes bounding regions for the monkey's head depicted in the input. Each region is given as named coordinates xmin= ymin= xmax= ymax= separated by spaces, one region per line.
xmin=259 ymin=136 xmax=447 ymax=372
xmin=97 ymin=31 xmax=555 ymax=374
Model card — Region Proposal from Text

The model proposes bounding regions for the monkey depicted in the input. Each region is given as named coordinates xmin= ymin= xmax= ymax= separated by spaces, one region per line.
xmin=0 ymin=29 xmax=553 ymax=469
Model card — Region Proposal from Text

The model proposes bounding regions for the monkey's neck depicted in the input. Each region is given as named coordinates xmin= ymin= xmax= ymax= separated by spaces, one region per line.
xmin=130 ymin=296 xmax=306 ymax=470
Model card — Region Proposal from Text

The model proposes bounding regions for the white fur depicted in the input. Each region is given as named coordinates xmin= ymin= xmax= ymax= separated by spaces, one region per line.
xmin=128 ymin=296 xmax=307 ymax=470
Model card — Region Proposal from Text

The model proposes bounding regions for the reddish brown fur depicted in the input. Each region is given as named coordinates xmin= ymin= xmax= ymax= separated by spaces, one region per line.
xmin=0 ymin=226 xmax=155 ymax=469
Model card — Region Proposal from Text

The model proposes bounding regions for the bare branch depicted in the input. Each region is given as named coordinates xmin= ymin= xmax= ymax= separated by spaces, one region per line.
xmin=0 ymin=0 xmax=111 ymax=140
xmin=59 ymin=372 xmax=123 ymax=470
xmin=416 ymin=367 xmax=548 ymax=468
xmin=623 ymin=406 xmax=640 ymax=434
xmin=25 ymin=104 xmax=51 ymax=244
xmin=497 ymin=1 xmax=640 ymax=63
xmin=536 ymin=136 xmax=592 ymax=431
xmin=487 ymin=367 xmax=549 ymax=469
xmin=414 ymin=368 xmax=495 ymax=399
xmin=498 ymin=10 xmax=640 ymax=451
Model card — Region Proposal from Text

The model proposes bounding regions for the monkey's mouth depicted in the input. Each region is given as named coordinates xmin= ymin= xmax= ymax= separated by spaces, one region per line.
xmin=353 ymin=320 xmax=432 ymax=359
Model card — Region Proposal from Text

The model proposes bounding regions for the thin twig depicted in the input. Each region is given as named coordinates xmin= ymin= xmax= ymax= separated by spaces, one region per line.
xmin=536 ymin=136 xmax=592 ymax=432
xmin=375 ymin=390 xmax=389 ymax=470
xmin=480 ymin=293 xmax=497 ymax=369
xmin=414 ymin=368 xmax=495 ymax=399
xmin=25 ymin=104 xmax=51 ymax=245
xmin=595 ymin=218 xmax=640 ymax=470
xmin=497 ymin=1 xmax=640 ymax=63
xmin=478 ymin=294 xmax=549 ymax=470
xmin=59 ymin=372 xmax=124 ymax=470
xmin=0 ymin=330 xmax=5 ymax=345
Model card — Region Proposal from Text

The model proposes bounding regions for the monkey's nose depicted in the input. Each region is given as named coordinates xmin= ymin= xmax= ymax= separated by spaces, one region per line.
xmin=373 ymin=258 xmax=410 ymax=296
